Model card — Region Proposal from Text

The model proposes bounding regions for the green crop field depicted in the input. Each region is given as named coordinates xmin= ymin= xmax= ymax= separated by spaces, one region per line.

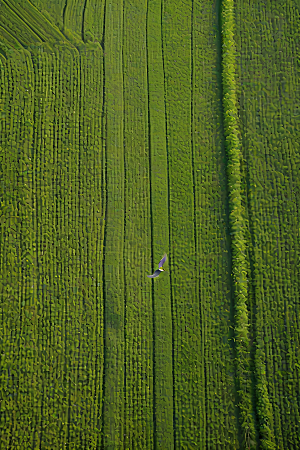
xmin=0 ymin=0 xmax=299 ymax=449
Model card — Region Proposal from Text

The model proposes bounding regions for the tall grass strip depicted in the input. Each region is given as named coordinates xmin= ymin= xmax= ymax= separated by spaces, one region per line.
xmin=102 ymin=0 xmax=126 ymax=447
xmin=146 ymin=0 xmax=173 ymax=447
xmin=123 ymin=0 xmax=153 ymax=447
xmin=220 ymin=0 xmax=258 ymax=447
xmin=162 ymin=0 xmax=201 ymax=446
xmin=236 ymin=0 xmax=300 ymax=448
xmin=192 ymin=0 xmax=240 ymax=447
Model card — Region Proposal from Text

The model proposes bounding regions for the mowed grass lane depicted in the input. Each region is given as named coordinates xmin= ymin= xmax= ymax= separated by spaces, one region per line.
xmin=147 ymin=0 xmax=173 ymax=448
xmin=236 ymin=1 xmax=300 ymax=448
xmin=162 ymin=0 xmax=201 ymax=446
xmin=193 ymin=0 xmax=240 ymax=447
xmin=123 ymin=0 xmax=153 ymax=447
xmin=102 ymin=0 xmax=126 ymax=447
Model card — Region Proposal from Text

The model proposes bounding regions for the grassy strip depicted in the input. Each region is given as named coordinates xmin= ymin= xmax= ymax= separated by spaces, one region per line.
xmin=82 ymin=0 xmax=105 ymax=44
xmin=0 ymin=26 xmax=24 ymax=53
xmin=123 ymin=0 xmax=153 ymax=447
xmin=0 ymin=49 xmax=36 ymax=448
xmin=4 ymin=0 xmax=66 ymax=43
xmin=24 ymin=0 xmax=67 ymax=32
xmin=60 ymin=47 xmax=83 ymax=447
xmin=162 ymin=0 xmax=200 ymax=446
xmin=236 ymin=1 xmax=300 ymax=448
xmin=220 ymin=1 xmax=258 ymax=448
xmin=0 ymin=2 xmax=43 ymax=47
xmin=63 ymin=0 xmax=86 ymax=42
xmin=31 ymin=48 xmax=60 ymax=448
xmin=50 ymin=48 xmax=66 ymax=448
xmin=0 ymin=0 xmax=102 ymax=50
xmin=77 ymin=48 xmax=105 ymax=448
xmin=102 ymin=0 xmax=125 ymax=447
xmin=192 ymin=0 xmax=240 ymax=447
xmin=0 ymin=45 xmax=105 ymax=447
xmin=146 ymin=0 xmax=173 ymax=447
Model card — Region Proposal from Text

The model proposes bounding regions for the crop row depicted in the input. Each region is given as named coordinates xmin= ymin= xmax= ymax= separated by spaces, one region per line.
xmin=192 ymin=0 xmax=240 ymax=447
xmin=162 ymin=0 xmax=201 ymax=446
xmin=0 ymin=50 xmax=36 ymax=448
xmin=122 ymin=0 xmax=154 ymax=447
xmin=101 ymin=0 xmax=125 ymax=447
xmin=0 ymin=46 xmax=105 ymax=449
xmin=147 ymin=0 xmax=173 ymax=447
xmin=220 ymin=1 xmax=258 ymax=447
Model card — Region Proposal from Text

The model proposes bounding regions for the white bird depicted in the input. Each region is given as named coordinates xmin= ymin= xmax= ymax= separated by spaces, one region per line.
xmin=147 ymin=254 xmax=167 ymax=278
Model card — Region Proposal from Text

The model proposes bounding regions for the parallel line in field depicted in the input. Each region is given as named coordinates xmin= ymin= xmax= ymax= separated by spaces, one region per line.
xmin=51 ymin=50 xmax=61 ymax=450
xmin=97 ymin=42 xmax=107 ymax=448
xmin=2 ymin=0 xmax=44 ymax=43
xmin=102 ymin=0 xmax=125 ymax=445
xmin=81 ymin=0 xmax=88 ymax=42
xmin=3 ymin=56 xmax=20 ymax=450
xmin=100 ymin=0 xmax=106 ymax=49
xmin=32 ymin=51 xmax=44 ymax=447
xmin=122 ymin=0 xmax=127 ymax=442
xmin=101 ymin=45 xmax=108 ymax=448
xmin=145 ymin=5 xmax=155 ymax=445
xmin=123 ymin=0 xmax=153 ymax=444
xmin=0 ymin=24 xmax=25 ymax=51
xmin=190 ymin=1 xmax=205 ymax=444
xmin=4 ymin=0 xmax=66 ymax=44
xmin=147 ymin=0 xmax=174 ymax=446
xmin=160 ymin=1 xmax=176 ymax=444
xmin=221 ymin=1 xmax=259 ymax=447
xmin=6 ymin=54 xmax=24 ymax=447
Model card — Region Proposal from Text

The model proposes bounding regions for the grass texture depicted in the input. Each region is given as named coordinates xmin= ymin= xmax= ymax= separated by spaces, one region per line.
xmin=1 ymin=0 xmax=300 ymax=448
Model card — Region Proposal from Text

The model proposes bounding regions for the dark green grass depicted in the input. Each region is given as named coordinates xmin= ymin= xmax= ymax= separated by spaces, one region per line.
xmin=236 ymin=1 xmax=300 ymax=449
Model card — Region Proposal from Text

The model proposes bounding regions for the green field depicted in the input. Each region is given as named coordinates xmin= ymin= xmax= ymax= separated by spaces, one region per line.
xmin=0 ymin=0 xmax=300 ymax=449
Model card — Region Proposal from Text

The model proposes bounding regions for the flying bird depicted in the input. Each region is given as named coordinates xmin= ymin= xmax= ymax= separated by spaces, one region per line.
xmin=147 ymin=254 xmax=167 ymax=278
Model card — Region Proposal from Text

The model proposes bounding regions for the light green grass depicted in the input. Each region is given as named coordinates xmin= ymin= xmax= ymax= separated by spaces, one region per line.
xmin=123 ymin=0 xmax=153 ymax=447
xmin=162 ymin=0 xmax=202 ymax=446
xmin=0 ymin=46 xmax=105 ymax=448
xmin=193 ymin=0 xmax=240 ymax=447
xmin=102 ymin=0 xmax=125 ymax=447
xmin=147 ymin=0 xmax=173 ymax=447
xmin=1 ymin=1 xmax=300 ymax=449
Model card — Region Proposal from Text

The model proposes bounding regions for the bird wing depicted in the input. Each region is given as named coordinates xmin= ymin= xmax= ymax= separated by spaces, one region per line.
xmin=147 ymin=269 xmax=161 ymax=278
xmin=158 ymin=253 xmax=167 ymax=269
